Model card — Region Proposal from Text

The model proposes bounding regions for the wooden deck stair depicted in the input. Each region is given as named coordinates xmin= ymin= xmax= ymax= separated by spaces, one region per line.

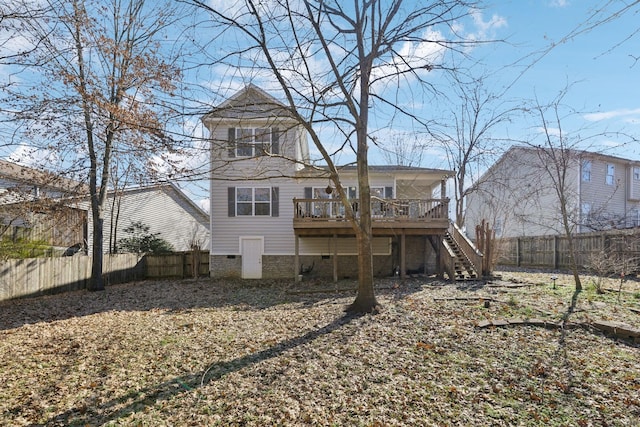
xmin=442 ymin=225 xmax=482 ymax=281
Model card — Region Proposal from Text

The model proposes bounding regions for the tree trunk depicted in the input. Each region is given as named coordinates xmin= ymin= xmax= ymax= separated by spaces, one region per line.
xmin=560 ymin=196 xmax=582 ymax=292
xmin=565 ymin=227 xmax=582 ymax=292
xmin=347 ymin=213 xmax=380 ymax=313
xmin=89 ymin=214 xmax=105 ymax=291
xmin=346 ymin=93 xmax=380 ymax=313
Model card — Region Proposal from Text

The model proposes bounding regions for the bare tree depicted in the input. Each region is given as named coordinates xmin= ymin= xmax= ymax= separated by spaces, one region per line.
xmin=191 ymin=0 xmax=483 ymax=313
xmin=379 ymin=133 xmax=430 ymax=167
xmin=522 ymin=89 xmax=635 ymax=291
xmin=430 ymin=74 xmax=517 ymax=227
xmin=2 ymin=0 xmax=187 ymax=290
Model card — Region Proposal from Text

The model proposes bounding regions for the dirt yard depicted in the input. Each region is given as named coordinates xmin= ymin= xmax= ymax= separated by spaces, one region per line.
xmin=1 ymin=269 xmax=639 ymax=426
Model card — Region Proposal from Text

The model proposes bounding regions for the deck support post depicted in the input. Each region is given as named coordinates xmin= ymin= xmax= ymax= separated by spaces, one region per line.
xmin=294 ymin=234 xmax=300 ymax=282
xmin=333 ymin=234 xmax=338 ymax=283
xmin=424 ymin=236 xmax=429 ymax=275
xmin=400 ymin=232 xmax=406 ymax=279
xmin=436 ymin=234 xmax=444 ymax=279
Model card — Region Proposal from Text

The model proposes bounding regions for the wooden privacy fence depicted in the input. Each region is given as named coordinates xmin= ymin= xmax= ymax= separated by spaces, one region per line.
xmin=0 ymin=251 xmax=209 ymax=302
xmin=496 ymin=229 xmax=640 ymax=270
xmin=145 ymin=250 xmax=210 ymax=278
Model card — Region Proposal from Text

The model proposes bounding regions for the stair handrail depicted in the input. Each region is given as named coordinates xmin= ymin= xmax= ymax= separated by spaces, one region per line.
xmin=441 ymin=238 xmax=457 ymax=281
xmin=449 ymin=222 xmax=483 ymax=276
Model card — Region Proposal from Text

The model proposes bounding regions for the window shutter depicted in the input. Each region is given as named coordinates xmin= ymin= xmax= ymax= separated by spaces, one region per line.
xmin=228 ymin=187 xmax=235 ymax=217
xmin=228 ymin=128 xmax=236 ymax=158
xmin=385 ymin=186 xmax=393 ymax=198
xmin=271 ymin=187 xmax=279 ymax=217
xmin=271 ymin=128 xmax=280 ymax=155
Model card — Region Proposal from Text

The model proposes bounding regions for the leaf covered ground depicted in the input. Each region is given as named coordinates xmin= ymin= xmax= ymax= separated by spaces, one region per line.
xmin=1 ymin=270 xmax=639 ymax=426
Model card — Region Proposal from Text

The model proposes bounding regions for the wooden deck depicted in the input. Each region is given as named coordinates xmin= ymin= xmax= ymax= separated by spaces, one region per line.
xmin=293 ymin=198 xmax=450 ymax=236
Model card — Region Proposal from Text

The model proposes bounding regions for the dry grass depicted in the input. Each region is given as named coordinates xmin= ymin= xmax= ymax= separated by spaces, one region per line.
xmin=1 ymin=269 xmax=639 ymax=426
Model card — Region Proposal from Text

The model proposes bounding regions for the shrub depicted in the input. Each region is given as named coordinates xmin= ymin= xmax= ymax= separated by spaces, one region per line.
xmin=0 ymin=237 xmax=52 ymax=259
xmin=117 ymin=221 xmax=174 ymax=254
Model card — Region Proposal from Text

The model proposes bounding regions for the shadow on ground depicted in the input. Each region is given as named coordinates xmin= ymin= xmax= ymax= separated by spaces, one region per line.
xmin=27 ymin=313 xmax=360 ymax=426
xmin=0 ymin=276 xmax=432 ymax=331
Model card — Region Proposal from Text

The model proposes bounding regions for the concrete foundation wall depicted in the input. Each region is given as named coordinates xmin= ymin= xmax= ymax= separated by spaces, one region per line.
xmin=210 ymin=235 xmax=439 ymax=280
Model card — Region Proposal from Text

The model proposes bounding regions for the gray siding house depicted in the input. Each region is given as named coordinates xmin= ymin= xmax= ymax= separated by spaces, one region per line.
xmin=87 ymin=183 xmax=210 ymax=254
xmin=0 ymin=159 xmax=88 ymax=251
xmin=203 ymin=85 xmax=481 ymax=281
xmin=465 ymin=146 xmax=640 ymax=239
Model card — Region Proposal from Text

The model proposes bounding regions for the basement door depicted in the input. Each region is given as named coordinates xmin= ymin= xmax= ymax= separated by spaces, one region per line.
xmin=240 ymin=236 xmax=263 ymax=279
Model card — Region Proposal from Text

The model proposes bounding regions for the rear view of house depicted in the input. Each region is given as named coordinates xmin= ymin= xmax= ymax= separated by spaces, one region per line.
xmin=203 ymin=85 xmax=482 ymax=281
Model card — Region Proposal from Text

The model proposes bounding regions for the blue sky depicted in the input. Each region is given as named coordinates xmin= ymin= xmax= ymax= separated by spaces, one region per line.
xmin=191 ymin=0 xmax=638 ymax=172
xmin=460 ymin=0 xmax=639 ymax=155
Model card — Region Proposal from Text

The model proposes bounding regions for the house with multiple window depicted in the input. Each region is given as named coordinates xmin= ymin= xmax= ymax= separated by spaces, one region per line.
xmin=465 ymin=146 xmax=640 ymax=239
xmin=202 ymin=85 xmax=481 ymax=281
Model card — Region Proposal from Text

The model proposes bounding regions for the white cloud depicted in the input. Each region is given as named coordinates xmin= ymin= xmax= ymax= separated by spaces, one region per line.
xmin=549 ymin=0 xmax=569 ymax=8
xmin=536 ymin=126 xmax=562 ymax=137
xmin=465 ymin=8 xmax=508 ymax=41
xmin=206 ymin=0 xmax=246 ymax=18
xmin=7 ymin=144 xmax=59 ymax=168
xmin=601 ymin=139 xmax=624 ymax=148
xmin=198 ymin=198 xmax=210 ymax=213
xmin=583 ymin=108 xmax=640 ymax=122
xmin=371 ymin=28 xmax=446 ymax=88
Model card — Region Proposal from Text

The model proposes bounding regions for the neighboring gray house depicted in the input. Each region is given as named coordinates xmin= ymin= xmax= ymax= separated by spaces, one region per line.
xmin=0 ymin=159 xmax=88 ymax=250
xmin=87 ymin=183 xmax=210 ymax=254
xmin=465 ymin=146 xmax=640 ymax=239
xmin=202 ymin=85 xmax=479 ymax=281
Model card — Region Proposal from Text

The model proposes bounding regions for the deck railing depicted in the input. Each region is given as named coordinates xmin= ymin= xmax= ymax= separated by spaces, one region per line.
xmin=293 ymin=198 xmax=449 ymax=222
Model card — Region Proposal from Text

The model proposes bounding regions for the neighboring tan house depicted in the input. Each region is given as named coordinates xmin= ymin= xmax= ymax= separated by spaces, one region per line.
xmin=465 ymin=146 xmax=640 ymax=239
xmin=87 ymin=182 xmax=210 ymax=254
xmin=0 ymin=159 xmax=88 ymax=252
xmin=202 ymin=84 xmax=481 ymax=281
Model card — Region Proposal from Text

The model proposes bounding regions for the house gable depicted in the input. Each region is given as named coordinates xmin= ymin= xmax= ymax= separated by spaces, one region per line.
xmin=202 ymin=85 xmax=309 ymax=180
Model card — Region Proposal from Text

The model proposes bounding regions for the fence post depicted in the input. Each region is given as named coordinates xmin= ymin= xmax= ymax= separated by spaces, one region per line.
xmin=516 ymin=237 xmax=521 ymax=267
xmin=553 ymin=235 xmax=558 ymax=270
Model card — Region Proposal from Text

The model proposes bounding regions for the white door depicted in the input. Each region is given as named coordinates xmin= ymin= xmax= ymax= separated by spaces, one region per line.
xmin=241 ymin=237 xmax=263 ymax=279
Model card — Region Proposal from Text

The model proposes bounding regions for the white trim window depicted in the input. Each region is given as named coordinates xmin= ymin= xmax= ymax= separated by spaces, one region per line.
xmin=581 ymin=160 xmax=591 ymax=182
xmin=606 ymin=164 xmax=615 ymax=185
xmin=236 ymin=127 xmax=271 ymax=157
xmin=634 ymin=166 xmax=640 ymax=181
xmin=236 ymin=187 xmax=272 ymax=216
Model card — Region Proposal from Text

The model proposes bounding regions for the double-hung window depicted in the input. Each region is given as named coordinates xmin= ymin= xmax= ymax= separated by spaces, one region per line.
xmin=581 ymin=160 xmax=591 ymax=182
xmin=235 ymin=127 xmax=271 ymax=157
xmin=606 ymin=164 xmax=615 ymax=185
xmin=371 ymin=187 xmax=386 ymax=216
xmin=312 ymin=187 xmax=335 ymax=217
xmin=229 ymin=187 xmax=279 ymax=217
xmin=634 ymin=166 xmax=640 ymax=181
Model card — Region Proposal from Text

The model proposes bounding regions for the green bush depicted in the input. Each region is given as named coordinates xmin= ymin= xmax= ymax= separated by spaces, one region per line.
xmin=0 ymin=237 xmax=53 ymax=259
xmin=117 ymin=221 xmax=174 ymax=254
